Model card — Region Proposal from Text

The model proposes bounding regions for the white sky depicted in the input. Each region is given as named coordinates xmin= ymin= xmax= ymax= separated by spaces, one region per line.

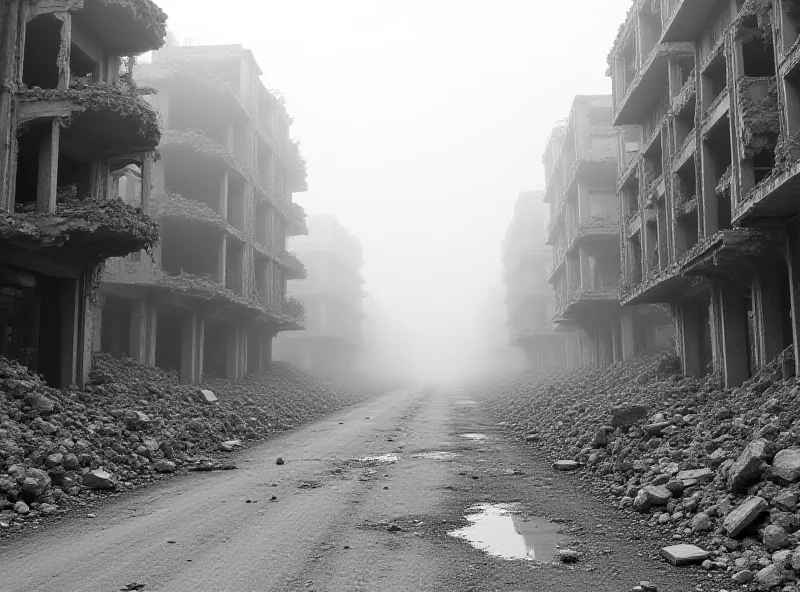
xmin=155 ymin=0 xmax=633 ymax=381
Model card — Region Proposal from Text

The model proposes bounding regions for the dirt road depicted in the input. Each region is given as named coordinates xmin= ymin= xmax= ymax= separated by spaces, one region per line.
xmin=0 ymin=387 xmax=704 ymax=592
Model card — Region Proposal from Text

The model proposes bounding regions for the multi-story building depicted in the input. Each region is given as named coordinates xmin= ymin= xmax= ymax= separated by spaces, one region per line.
xmin=504 ymin=190 xmax=579 ymax=370
xmin=273 ymin=215 xmax=364 ymax=377
xmin=544 ymin=96 xmax=672 ymax=366
xmin=0 ymin=0 xmax=166 ymax=387
xmin=608 ymin=0 xmax=799 ymax=387
xmin=99 ymin=43 xmax=308 ymax=383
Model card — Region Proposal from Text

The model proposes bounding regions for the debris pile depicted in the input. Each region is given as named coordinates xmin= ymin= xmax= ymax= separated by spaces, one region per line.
xmin=0 ymin=353 xmax=372 ymax=530
xmin=481 ymin=349 xmax=800 ymax=588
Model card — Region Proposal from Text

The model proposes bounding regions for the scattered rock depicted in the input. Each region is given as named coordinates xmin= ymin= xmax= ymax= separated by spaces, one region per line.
xmin=724 ymin=496 xmax=768 ymax=537
xmin=154 ymin=460 xmax=176 ymax=474
xmin=276 ymin=457 xmax=285 ymax=466
xmin=772 ymin=448 xmax=800 ymax=484
xmin=728 ymin=439 xmax=769 ymax=493
xmin=552 ymin=460 xmax=580 ymax=471
xmin=660 ymin=544 xmax=709 ymax=566
xmin=197 ymin=389 xmax=217 ymax=404
xmin=633 ymin=485 xmax=671 ymax=513
xmin=610 ymin=405 xmax=647 ymax=429
xmin=82 ymin=469 xmax=116 ymax=490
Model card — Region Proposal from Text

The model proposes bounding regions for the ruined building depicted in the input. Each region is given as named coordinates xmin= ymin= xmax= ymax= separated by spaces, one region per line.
xmin=273 ymin=215 xmax=363 ymax=378
xmin=100 ymin=43 xmax=308 ymax=382
xmin=0 ymin=0 xmax=167 ymax=387
xmin=543 ymin=96 xmax=672 ymax=366
xmin=608 ymin=0 xmax=800 ymax=386
xmin=503 ymin=190 xmax=579 ymax=370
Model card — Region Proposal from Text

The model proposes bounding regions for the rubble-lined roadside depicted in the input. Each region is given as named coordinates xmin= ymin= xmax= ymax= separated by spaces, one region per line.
xmin=0 ymin=354 xmax=374 ymax=535
xmin=480 ymin=350 xmax=800 ymax=590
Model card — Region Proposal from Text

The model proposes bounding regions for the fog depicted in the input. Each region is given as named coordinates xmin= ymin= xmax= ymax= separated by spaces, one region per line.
xmin=153 ymin=0 xmax=632 ymax=383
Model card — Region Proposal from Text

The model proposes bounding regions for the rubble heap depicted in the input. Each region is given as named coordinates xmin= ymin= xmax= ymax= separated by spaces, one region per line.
xmin=0 ymin=354 xmax=372 ymax=529
xmin=481 ymin=350 xmax=800 ymax=588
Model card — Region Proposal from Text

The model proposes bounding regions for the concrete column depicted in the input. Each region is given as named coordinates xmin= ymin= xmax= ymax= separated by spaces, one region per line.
xmin=579 ymin=248 xmax=591 ymax=290
xmin=196 ymin=316 xmax=204 ymax=383
xmin=218 ymin=170 xmax=229 ymax=218
xmin=129 ymin=299 xmax=148 ymax=364
xmin=260 ymin=330 xmax=274 ymax=369
xmin=91 ymin=304 xmax=103 ymax=353
xmin=37 ymin=120 xmax=60 ymax=214
xmin=787 ymin=222 xmax=800 ymax=382
xmin=145 ymin=303 xmax=157 ymax=367
xmin=59 ymin=278 xmax=79 ymax=387
xmin=180 ymin=312 xmax=199 ymax=383
xmin=140 ymin=151 xmax=154 ymax=213
xmin=753 ymin=261 xmax=785 ymax=368
xmin=217 ymin=235 xmax=227 ymax=285
xmin=565 ymin=334 xmax=580 ymax=369
xmin=611 ymin=319 xmax=623 ymax=363
xmin=712 ymin=281 xmax=750 ymax=388
xmin=620 ymin=308 xmax=636 ymax=360
xmin=78 ymin=274 xmax=93 ymax=389
xmin=676 ymin=301 xmax=705 ymax=378
xmin=226 ymin=326 xmax=240 ymax=380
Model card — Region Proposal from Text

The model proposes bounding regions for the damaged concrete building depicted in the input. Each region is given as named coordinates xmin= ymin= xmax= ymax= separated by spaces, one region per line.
xmin=0 ymin=0 xmax=167 ymax=388
xmin=273 ymin=215 xmax=364 ymax=378
xmin=544 ymin=96 xmax=673 ymax=367
xmin=608 ymin=0 xmax=800 ymax=386
xmin=503 ymin=190 xmax=579 ymax=370
xmin=100 ymin=43 xmax=308 ymax=382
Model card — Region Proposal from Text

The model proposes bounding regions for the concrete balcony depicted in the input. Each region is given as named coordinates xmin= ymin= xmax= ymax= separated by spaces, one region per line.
xmin=661 ymin=0 xmax=728 ymax=43
xmin=614 ymin=42 xmax=695 ymax=126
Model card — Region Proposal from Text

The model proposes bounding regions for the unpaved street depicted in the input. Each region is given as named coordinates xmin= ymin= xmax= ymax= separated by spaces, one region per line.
xmin=1 ymin=388 xmax=702 ymax=592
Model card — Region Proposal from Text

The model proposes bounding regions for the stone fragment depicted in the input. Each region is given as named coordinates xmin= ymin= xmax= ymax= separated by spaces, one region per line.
xmin=790 ymin=545 xmax=800 ymax=571
xmin=764 ymin=524 xmax=790 ymax=551
xmin=82 ymin=469 xmax=116 ymax=490
xmin=724 ymin=496 xmax=768 ymax=537
xmin=13 ymin=501 xmax=29 ymax=515
xmin=675 ymin=468 xmax=714 ymax=487
xmin=732 ymin=570 xmax=754 ymax=584
xmin=643 ymin=421 xmax=670 ymax=436
xmin=197 ymin=389 xmax=217 ymax=404
xmin=218 ymin=440 xmax=243 ymax=452
xmin=728 ymin=439 xmax=768 ymax=492
xmin=773 ymin=490 xmax=798 ymax=512
xmin=755 ymin=563 xmax=788 ymax=589
xmin=771 ymin=448 xmax=800 ymax=484
xmin=690 ymin=512 xmax=713 ymax=532
xmin=552 ymin=460 xmax=580 ymax=471
xmin=154 ymin=460 xmax=176 ymax=474
xmin=610 ymin=405 xmax=648 ymax=429
xmin=633 ymin=485 xmax=671 ymax=512
xmin=660 ymin=544 xmax=709 ymax=566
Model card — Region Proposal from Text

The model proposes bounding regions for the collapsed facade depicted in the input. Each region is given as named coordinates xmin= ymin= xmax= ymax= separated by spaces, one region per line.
xmin=0 ymin=0 xmax=167 ymax=387
xmin=608 ymin=0 xmax=800 ymax=386
xmin=503 ymin=190 xmax=579 ymax=370
xmin=273 ymin=215 xmax=363 ymax=378
xmin=100 ymin=43 xmax=308 ymax=382
xmin=543 ymin=97 xmax=672 ymax=367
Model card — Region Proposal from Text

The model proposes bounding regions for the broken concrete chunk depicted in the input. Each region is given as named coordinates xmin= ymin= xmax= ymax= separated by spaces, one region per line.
xmin=633 ymin=485 xmax=672 ymax=513
xmin=610 ymin=405 xmax=648 ymax=429
xmin=218 ymin=440 xmax=243 ymax=452
xmin=728 ymin=438 xmax=769 ymax=492
xmin=82 ymin=468 xmax=116 ymax=490
xmin=197 ymin=389 xmax=217 ymax=404
xmin=771 ymin=448 xmax=800 ymax=484
xmin=552 ymin=460 xmax=580 ymax=471
xmin=724 ymin=496 xmax=768 ymax=537
xmin=755 ymin=563 xmax=789 ymax=589
xmin=675 ymin=467 xmax=714 ymax=487
xmin=660 ymin=543 xmax=709 ymax=566
xmin=154 ymin=460 xmax=176 ymax=474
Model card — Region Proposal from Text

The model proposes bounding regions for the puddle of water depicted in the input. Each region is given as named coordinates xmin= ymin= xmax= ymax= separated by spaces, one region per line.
xmin=411 ymin=451 xmax=460 ymax=461
xmin=460 ymin=433 xmax=488 ymax=441
xmin=357 ymin=454 xmax=399 ymax=464
xmin=448 ymin=504 xmax=564 ymax=562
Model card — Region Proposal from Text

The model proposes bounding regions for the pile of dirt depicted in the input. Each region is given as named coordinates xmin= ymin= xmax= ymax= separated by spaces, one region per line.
xmin=0 ymin=353 xmax=374 ymax=532
xmin=480 ymin=349 xmax=800 ymax=589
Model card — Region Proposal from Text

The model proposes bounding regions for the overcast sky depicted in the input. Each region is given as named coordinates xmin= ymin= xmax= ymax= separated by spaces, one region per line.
xmin=154 ymin=0 xmax=632 ymax=381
